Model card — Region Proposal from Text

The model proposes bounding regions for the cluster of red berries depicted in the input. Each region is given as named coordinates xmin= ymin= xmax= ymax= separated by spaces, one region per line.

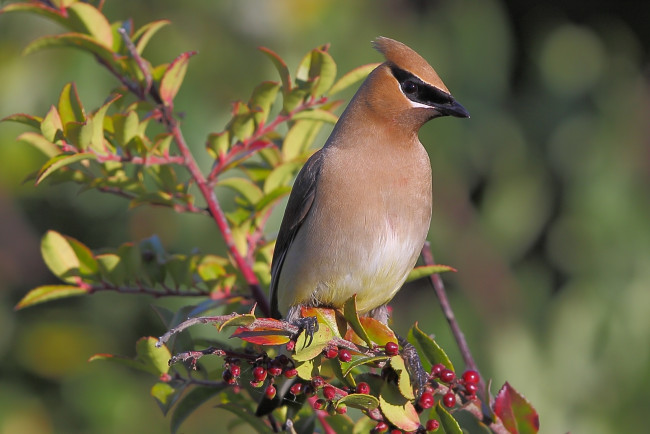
xmin=221 ymin=354 xmax=300 ymax=399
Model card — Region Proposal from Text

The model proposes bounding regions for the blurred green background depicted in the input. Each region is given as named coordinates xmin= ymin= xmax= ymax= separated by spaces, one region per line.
xmin=1 ymin=0 xmax=649 ymax=433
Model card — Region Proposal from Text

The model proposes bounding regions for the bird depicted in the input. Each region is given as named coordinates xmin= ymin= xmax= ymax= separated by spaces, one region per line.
xmin=269 ymin=36 xmax=469 ymax=326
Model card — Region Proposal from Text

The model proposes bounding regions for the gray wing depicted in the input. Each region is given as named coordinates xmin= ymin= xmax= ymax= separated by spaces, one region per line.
xmin=269 ymin=150 xmax=324 ymax=318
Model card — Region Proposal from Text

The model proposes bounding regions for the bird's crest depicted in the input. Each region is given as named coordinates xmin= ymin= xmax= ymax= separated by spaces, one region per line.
xmin=372 ymin=36 xmax=448 ymax=92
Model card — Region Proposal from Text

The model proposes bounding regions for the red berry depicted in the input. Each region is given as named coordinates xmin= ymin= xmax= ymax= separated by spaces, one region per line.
xmin=356 ymin=382 xmax=370 ymax=395
xmin=286 ymin=340 xmax=296 ymax=351
xmin=462 ymin=370 xmax=480 ymax=384
xmin=265 ymin=385 xmax=277 ymax=399
xmin=159 ymin=372 xmax=172 ymax=382
xmin=443 ymin=391 xmax=456 ymax=408
xmin=385 ymin=341 xmax=399 ymax=356
xmin=465 ymin=383 xmax=479 ymax=396
xmin=250 ymin=380 xmax=264 ymax=388
xmin=268 ymin=363 xmax=282 ymax=377
xmin=431 ymin=363 xmax=445 ymax=377
xmin=335 ymin=403 xmax=347 ymax=414
xmin=425 ymin=419 xmax=440 ymax=431
xmin=374 ymin=421 xmax=389 ymax=433
xmin=222 ymin=369 xmax=236 ymax=384
xmin=323 ymin=385 xmax=337 ymax=400
xmin=313 ymin=398 xmax=327 ymax=410
xmin=290 ymin=382 xmax=303 ymax=395
xmin=284 ymin=368 xmax=298 ymax=379
xmin=324 ymin=347 xmax=338 ymax=359
xmin=418 ymin=392 xmax=435 ymax=409
xmin=312 ymin=376 xmax=325 ymax=388
xmin=253 ymin=366 xmax=267 ymax=382
xmin=230 ymin=364 xmax=241 ymax=378
xmin=390 ymin=430 xmax=403 ymax=434
xmin=439 ymin=369 xmax=455 ymax=383
xmin=339 ymin=349 xmax=352 ymax=362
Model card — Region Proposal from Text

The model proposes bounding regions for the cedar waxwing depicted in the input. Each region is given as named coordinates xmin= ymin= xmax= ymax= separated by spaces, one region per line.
xmin=270 ymin=37 xmax=469 ymax=323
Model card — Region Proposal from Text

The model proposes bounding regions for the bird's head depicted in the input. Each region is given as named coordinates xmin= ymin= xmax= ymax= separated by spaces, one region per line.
xmin=360 ymin=37 xmax=469 ymax=130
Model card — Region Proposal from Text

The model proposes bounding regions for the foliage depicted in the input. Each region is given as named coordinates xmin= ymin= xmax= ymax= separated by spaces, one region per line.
xmin=1 ymin=1 xmax=539 ymax=433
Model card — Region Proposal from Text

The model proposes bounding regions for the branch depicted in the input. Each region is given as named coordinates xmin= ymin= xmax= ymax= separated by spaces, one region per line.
xmin=83 ymin=280 xmax=211 ymax=297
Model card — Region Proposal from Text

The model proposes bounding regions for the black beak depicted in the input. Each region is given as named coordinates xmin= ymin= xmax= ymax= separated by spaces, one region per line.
xmin=436 ymin=98 xmax=470 ymax=118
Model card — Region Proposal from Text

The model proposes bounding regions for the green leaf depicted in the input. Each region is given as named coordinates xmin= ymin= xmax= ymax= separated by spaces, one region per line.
xmin=151 ymin=382 xmax=183 ymax=416
xmin=65 ymin=235 xmax=99 ymax=278
xmin=338 ymin=393 xmax=379 ymax=411
xmin=263 ymin=161 xmax=302 ymax=194
xmin=309 ymin=48 xmax=337 ymax=97
xmin=58 ymin=82 xmax=86 ymax=124
xmin=133 ymin=19 xmax=170 ymax=54
xmin=41 ymin=230 xmax=79 ymax=283
xmin=36 ymin=153 xmax=97 ymax=185
xmin=293 ymin=320 xmax=334 ymax=362
xmin=112 ymin=110 xmax=139 ymax=146
xmin=66 ymin=2 xmax=114 ymax=47
xmin=249 ymin=81 xmax=281 ymax=125
xmin=24 ymin=33 xmax=117 ymax=67
xmin=65 ymin=120 xmax=94 ymax=150
xmin=206 ymin=131 xmax=231 ymax=159
xmin=216 ymin=403 xmax=274 ymax=434
xmin=14 ymin=285 xmax=87 ymax=310
xmin=389 ymin=355 xmax=415 ymax=400
xmin=218 ymin=177 xmax=264 ymax=206
xmin=340 ymin=354 xmax=390 ymax=377
xmin=0 ymin=3 xmax=68 ymax=29
xmin=282 ymin=120 xmax=322 ymax=161
xmin=405 ymin=264 xmax=456 ymax=283
xmin=96 ymin=253 xmax=126 ymax=285
xmin=218 ymin=313 xmax=256 ymax=332
xmin=408 ymin=322 xmax=454 ymax=372
xmin=89 ymin=337 xmax=171 ymax=377
xmin=16 ymin=132 xmax=60 ymax=158
xmin=90 ymin=94 xmax=120 ymax=151
xmin=259 ymin=47 xmax=291 ymax=95
xmin=292 ymin=108 xmax=338 ymax=124
xmin=170 ymin=386 xmax=224 ymax=434
xmin=357 ymin=317 xmax=397 ymax=347
xmin=379 ymin=381 xmax=420 ymax=432
xmin=329 ymin=63 xmax=380 ymax=95
xmin=159 ymin=51 xmax=196 ymax=106
xmin=40 ymin=105 xmax=63 ymax=143
xmin=228 ymin=102 xmax=256 ymax=141
xmin=493 ymin=382 xmax=540 ymax=434
xmin=343 ymin=295 xmax=373 ymax=347
xmin=433 ymin=402 xmax=463 ymax=434
xmin=1 ymin=113 xmax=43 ymax=129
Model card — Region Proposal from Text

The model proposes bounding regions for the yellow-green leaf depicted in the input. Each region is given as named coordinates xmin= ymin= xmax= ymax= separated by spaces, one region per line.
xmin=249 ymin=81 xmax=281 ymax=126
xmin=16 ymin=132 xmax=60 ymax=158
xmin=389 ymin=355 xmax=415 ymax=400
xmin=282 ymin=120 xmax=322 ymax=161
xmin=218 ymin=313 xmax=256 ymax=331
xmin=40 ymin=105 xmax=63 ymax=143
xmin=36 ymin=152 xmax=97 ymax=185
xmin=24 ymin=33 xmax=117 ymax=67
xmin=58 ymin=82 xmax=85 ymax=124
xmin=1 ymin=113 xmax=43 ymax=129
xmin=343 ymin=295 xmax=373 ymax=348
xmin=41 ymin=230 xmax=79 ymax=283
xmin=406 ymin=264 xmax=456 ymax=283
xmin=14 ymin=285 xmax=87 ymax=310
xmin=338 ymin=393 xmax=379 ymax=411
xmin=408 ymin=322 xmax=454 ymax=372
xmin=259 ymin=46 xmax=291 ymax=95
xmin=292 ymin=108 xmax=338 ymax=124
xmin=379 ymin=381 xmax=420 ymax=432
xmin=133 ymin=19 xmax=170 ymax=54
xmin=67 ymin=2 xmax=114 ymax=48
xmin=159 ymin=51 xmax=196 ymax=105
xmin=329 ymin=63 xmax=380 ymax=96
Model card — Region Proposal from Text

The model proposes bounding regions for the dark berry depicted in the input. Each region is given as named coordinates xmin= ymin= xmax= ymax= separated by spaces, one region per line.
xmin=418 ymin=392 xmax=435 ymax=409
xmin=443 ymin=391 xmax=456 ymax=408
xmin=312 ymin=376 xmax=325 ymax=388
xmin=222 ymin=369 xmax=236 ymax=384
xmin=290 ymin=382 xmax=303 ymax=395
xmin=439 ymin=369 xmax=455 ymax=383
xmin=323 ymin=385 xmax=337 ymax=400
xmin=338 ymin=349 xmax=352 ymax=362
xmin=253 ymin=366 xmax=267 ymax=382
xmin=284 ymin=368 xmax=298 ymax=379
xmin=356 ymin=382 xmax=370 ymax=395
xmin=313 ymin=398 xmax=327 ymax=410
xmin=462 ymin=370 xmax=480 ymax=384
xmin=385 ymin=341 xmax=399 ymax=356
xmin=276 ymin=354 xmax=290 ymax=365
xmin=265 ymin=385 xmax=277 ymax=399
xmin=229 ymin=364 xmax=241 ymax=378
xmin=465 ymin=383 xmax=479 ymax=396
xmin=431 ymin=363 xmax=445 ymax=377
xmin=324 ymin=347 xmax=338 ymax=359
xmin=425 ymin=419 xmax=440 ymax=432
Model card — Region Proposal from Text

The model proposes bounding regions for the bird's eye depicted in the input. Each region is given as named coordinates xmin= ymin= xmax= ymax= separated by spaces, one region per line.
xmin=402 ymin=80 xmax=418 ymax=94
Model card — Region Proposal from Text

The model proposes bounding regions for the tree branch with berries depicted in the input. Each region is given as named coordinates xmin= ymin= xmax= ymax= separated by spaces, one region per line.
xmin=1 ymin=1 xmax=538 ymax=433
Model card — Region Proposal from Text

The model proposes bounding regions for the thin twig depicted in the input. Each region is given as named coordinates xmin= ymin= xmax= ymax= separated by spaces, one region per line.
xmin=118 ymin=27 xmax=153 ymax=97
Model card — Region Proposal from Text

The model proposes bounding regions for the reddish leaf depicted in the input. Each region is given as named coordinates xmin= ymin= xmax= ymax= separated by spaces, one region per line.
xmin=159 ymin=51 xmax=196 ymax=106
xmin=231 ymin=320 xmax=291 ymax=345
xmin=493 ymin=382 xmax=540 ymax=434
xmin=259 ymin=46 xmax=291 ymax=94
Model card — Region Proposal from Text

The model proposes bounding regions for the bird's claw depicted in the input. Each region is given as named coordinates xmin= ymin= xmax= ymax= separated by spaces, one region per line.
xmin=293 ymin=316 xmax=319 ymax=347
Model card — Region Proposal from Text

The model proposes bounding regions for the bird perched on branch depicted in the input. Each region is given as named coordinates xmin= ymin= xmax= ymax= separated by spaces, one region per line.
xmin=270 ymin=36 xmax=469 ymax=325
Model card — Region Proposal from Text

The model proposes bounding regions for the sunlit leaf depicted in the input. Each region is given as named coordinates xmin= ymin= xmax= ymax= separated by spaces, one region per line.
xmin=133 ymin=19 xmax=170 ymax=54
xmin=338 ymin=393 xmax=379 ymax=411
xmin=218 ymin=313 xmax=256 ymax=331
xmin=292 ymin=108 xmax=338 ymax=124
xmin=249 ymin=81 xmax=281 ymax=126
xmin=67 ymin=2 xmax=114 ymax=47
xmin=431 ymin=402 xmax=463 ymax=434
xmin=309 ymin=48 xmax=337 ymax=97
xmin=405 ymin=264 xmax=457 ymax=283
xmin=263 ymin=161 xmax=302 ymax=194
xmin=41 ymin=230 xmax=79 ymax=283
xmin=16 ymin=132 xmax=60 ymax=158
xmin=259 ymin=46 xmax=291 ymax=95
xmin=151 ymin=381 xmax=183 ymax=416
xmin=1 ymin=113 xmax=43 ymax=129
xmin=408 ymin=322 xmax=454 ymax=372
xmin=343 ymin=295 xmax=373 ymax=347
xmin=40 ymin=105 xmax=63 ymax=143
xmin=36 ymin=153 xmax=97 ymax=185
xmin=389 ymin=355 xmax=415 ymax=400
xmin=0 ymin=3 xmax=68 ymax=29
xmin=231 ymin=322 xmax=292 ymax=346
xmin=159 ymin=51 xmax=196 ymax=105
xmin=14 ymin=285 xmax=87 ymax=310
xmin=89 ymin=337 xmax=171 ymax=377
xmin=379 ymin=381 xmax=420 ymax=432
xmin=24 ymin=33 xmax=117 ymax=67
xmin=282 ymin=120 xmax=322 ymax=161
xmin=90 ymin=94 xmax=120 ymax=151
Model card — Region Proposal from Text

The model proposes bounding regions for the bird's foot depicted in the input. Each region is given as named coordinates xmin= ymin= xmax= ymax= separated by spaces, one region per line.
xmin=398 ymin=335 xmax=429 ymax=397
xmin=291 ymin=315 xmax=319 ymax=347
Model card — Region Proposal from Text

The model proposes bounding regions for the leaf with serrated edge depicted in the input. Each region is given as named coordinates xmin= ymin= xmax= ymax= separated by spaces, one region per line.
xmin=406 ymin=264 xmax=457 ymax=283
xmin=329 ymin=63 xmax=380 ymax=95
xmin=389 ymin=355 xmax=415 ymax=400
xmin=408 ymin=322 xmax=454 ymax=372
xmin=159 ymin=51 xmax=196 ymax=105
xmin=170 ymin=386 xmax=225 ymax=434
xmin=338 ymin=393 xmax=379 ymax=411
xmin=343 ymin=295 xmax=373 ymax=347
xmin=379 ymin=381 xmax=420 ymax=432
xmin=493 ymin=382 xmax=540 ymax=434
xmin=14 ymin=285 xmax=87 ymax=310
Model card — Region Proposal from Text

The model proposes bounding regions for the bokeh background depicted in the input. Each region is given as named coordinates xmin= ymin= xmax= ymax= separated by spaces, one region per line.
xmin=1 ymin=0 xmax=649 ymax=433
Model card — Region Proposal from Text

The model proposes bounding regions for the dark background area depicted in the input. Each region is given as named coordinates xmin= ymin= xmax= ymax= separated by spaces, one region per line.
xmin=1 ymin=0 xmax=648 ymax=432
